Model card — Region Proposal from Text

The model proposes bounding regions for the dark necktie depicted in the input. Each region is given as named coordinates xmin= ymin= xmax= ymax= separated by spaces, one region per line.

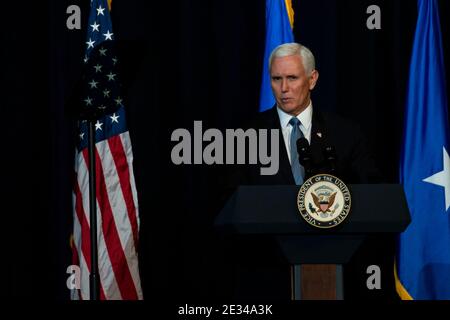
xmin=289 ymin=117 xmax=305 ymax=185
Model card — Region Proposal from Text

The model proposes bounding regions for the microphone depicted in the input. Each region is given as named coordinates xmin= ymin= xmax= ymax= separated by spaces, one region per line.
xmin=323 ymin=145 xmax=337 ymax=175
xmin=296 ymin=137 xmax=312 ymax=179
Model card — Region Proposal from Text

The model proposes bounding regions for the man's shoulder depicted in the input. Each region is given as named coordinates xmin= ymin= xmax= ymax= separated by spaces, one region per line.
xmin=319 ymin=110 xmax=356 ymax=125
xmin=245 ymin=107 xmax=279 ymax=129
xmin=316 ymin=110 xmax=362 ymax=134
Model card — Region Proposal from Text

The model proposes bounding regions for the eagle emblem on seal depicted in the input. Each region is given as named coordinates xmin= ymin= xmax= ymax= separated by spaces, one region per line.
xmin=312 ymin=190 xmax=337 ymax=213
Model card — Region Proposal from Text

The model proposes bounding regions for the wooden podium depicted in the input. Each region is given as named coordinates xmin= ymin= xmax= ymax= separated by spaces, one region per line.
xmin=215 ymin=185 xmax=410 ymax=300
xmin=293 ymin=264 xmax=340 ymax=300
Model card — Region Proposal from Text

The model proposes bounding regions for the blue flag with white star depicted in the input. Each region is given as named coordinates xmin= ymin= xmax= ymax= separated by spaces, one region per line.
xmin=396 ymin=0 xmax=450 ymax=300
xmin=259 ymin=0 xmax=295 ymax=112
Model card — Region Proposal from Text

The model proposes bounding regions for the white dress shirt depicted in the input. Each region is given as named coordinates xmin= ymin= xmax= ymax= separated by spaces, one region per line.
xmin=276 ymin=101 xmax=313 ymax=164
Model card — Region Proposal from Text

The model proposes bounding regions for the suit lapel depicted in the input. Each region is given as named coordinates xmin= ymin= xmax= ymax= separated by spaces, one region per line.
xmin=264 ymin=107 xmax=295 ymax=184
xmin=310 ymin=109 xmax=328 ymax=169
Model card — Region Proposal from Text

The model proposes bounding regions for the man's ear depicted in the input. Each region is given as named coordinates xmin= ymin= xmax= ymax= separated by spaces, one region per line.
xmin=309 ymin=70 xmax=319 ymax=90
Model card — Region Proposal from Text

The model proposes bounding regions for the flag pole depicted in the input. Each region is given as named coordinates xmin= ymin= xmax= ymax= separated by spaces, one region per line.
xmin=88 ymin=120 xmax=100 ymax=300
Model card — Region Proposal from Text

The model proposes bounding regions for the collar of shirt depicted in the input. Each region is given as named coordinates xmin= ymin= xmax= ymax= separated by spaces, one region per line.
xmin=276 ymin=101 xmax=313 ymax=141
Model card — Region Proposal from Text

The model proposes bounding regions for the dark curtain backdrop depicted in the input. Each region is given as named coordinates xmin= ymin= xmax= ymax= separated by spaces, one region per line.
xmin=1 ymin=0 xmax=449 ymax=300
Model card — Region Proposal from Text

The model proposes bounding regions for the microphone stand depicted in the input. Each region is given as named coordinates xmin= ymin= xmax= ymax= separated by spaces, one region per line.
xmin=297 ymin=138 xmax=313 ymax=180
xmin=293 ymin=137 xmax=312 ymax=300
xmin=323 ymin=146 xmax=337 ymax=176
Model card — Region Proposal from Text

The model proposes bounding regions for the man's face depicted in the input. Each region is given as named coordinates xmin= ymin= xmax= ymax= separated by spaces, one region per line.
xmin=270 ymin=55 xmax=318 ymax=116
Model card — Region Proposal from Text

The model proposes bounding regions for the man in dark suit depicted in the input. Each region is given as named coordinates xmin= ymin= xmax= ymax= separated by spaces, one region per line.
xmin=234 ymin=42 xmax=380 ymax=186
xmin=217 ymin=43 xmax=386 ymax=300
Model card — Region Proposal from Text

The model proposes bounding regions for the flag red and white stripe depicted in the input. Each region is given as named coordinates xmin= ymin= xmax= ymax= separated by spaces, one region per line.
xmin=71 ymin=131 xmax=143 ymax=300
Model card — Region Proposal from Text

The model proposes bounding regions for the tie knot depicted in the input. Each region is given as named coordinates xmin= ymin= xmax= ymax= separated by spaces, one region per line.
xmin=289 ymin=117 xmax=301 ymax=127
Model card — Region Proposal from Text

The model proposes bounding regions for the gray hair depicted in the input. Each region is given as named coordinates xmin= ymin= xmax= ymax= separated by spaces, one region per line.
xmin=269 ymin=43 xmax=316 ymax=75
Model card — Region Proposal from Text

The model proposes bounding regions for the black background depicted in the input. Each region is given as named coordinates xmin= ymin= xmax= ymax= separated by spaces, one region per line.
xmin=1 ymin=0 xmax=449 ymax=302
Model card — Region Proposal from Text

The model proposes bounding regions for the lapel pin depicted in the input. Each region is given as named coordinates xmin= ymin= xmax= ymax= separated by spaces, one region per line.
xmin=317 ymin=132 xmax=322 ymax=138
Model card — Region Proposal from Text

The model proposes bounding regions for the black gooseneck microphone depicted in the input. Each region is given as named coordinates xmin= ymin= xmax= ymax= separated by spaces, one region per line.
xmin=323 ymin=145 xmax=337 ymax=175
xmin=296 ymin=137 xmax=313 ymax=179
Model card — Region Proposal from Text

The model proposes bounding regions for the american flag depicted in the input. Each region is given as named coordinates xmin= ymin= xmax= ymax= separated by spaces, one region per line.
xmin=71 ymin=0 xmax=143 ymax=300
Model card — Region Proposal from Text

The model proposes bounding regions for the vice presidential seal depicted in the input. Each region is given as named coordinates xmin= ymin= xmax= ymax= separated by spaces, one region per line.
xmin=297 ymin=174 xmax=351 ymax=228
